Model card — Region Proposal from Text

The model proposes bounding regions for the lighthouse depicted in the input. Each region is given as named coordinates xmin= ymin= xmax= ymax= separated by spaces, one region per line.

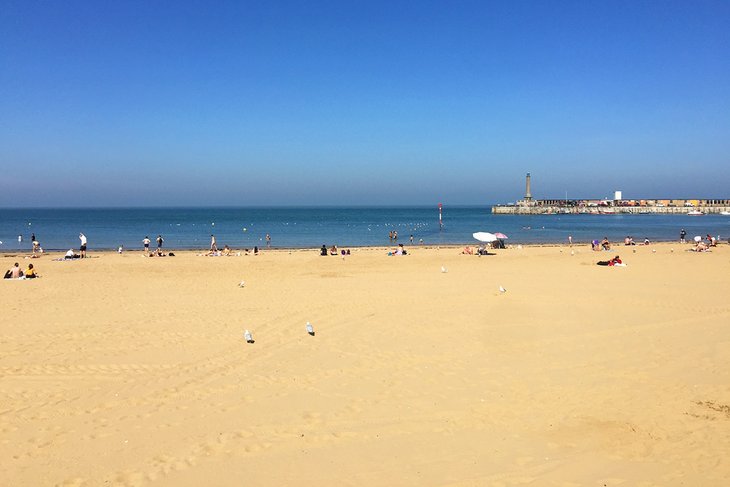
xmin=525 ymin=173 xmax=532 ymax=201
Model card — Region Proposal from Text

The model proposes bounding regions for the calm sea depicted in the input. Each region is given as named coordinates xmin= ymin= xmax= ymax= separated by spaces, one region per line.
xmin=1 ymin=207 xmax=728 ymax=251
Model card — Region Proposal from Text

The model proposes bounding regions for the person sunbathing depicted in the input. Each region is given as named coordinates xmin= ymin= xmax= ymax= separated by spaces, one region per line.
xmin=597 ymin=255 xmax=623 ymax=266
xmin=65 ymin=249 xmax=80 ymax=259
xmin=694 ymin=241 xmax=709 ymax=252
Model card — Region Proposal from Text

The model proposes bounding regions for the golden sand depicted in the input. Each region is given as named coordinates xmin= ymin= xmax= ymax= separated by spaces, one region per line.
xmin=1 ymin=243 xmax=729 ymax=486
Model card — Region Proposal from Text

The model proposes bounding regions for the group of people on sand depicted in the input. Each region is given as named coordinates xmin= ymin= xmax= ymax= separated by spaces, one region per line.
xmin=142 ymin=235 xmax=166 ymax=256
xmin=592 ymin=237 xmax=613 ymax=251
xmin=462 ymin=244 xmax=489 ymax=255
xmin=4 ymin=262 xmax=38 ymax=279
xmin=321 ymin=244 xmax=350 ymax=256
xmin=691 ymin=235 xmax=718 ymax=252
xmin=623 ymin=236 xmax=650 ymax=246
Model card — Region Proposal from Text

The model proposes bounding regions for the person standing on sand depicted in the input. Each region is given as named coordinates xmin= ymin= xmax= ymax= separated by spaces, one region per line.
xmin=410 ymin=234 xmax=414 ymax=244
xmin=143 ymin=236 xmax=151 ymax=253
xmin=210 ymin=234 xmax=217 ymax=252
xmin=156 ymin=235 xmax=164 ymax=250
xmin=680 ymin=229 xmax=687 ymax=244
xmin=79 ymin=233 xmax=87 ymax=258
xmin=265 ymin=233 xmax=271 ymax=248
xmin=568 ymin=235 xmax=573 ymax=246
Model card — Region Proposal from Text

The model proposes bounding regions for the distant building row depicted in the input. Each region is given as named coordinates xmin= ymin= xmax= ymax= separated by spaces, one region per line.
xmin=493 ymin=173 xmax=730 ymax=214
xmin=528 ymin=198 xmax=730 ymax=208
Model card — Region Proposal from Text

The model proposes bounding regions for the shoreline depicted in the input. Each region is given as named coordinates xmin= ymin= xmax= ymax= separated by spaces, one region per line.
xmin=1 ymin=238 xmax=710 ymax=256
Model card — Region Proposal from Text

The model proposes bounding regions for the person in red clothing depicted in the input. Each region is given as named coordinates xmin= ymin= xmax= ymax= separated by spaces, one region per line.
xmin=597 ymin=255 xmax=622 ymax=266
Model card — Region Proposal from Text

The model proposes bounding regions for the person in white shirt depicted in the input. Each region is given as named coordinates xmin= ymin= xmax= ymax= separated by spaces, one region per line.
xmin=143 ymin=236 xmax=151 ymax=253
xmin=210 ymin=234 xmax=217 ymax=252
xmin=79 ymin=233 xmax=87 ymax=258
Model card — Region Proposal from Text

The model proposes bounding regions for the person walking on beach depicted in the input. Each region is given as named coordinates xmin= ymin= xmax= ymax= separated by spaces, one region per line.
xmin=79 ymin=233 xmax=87 ymax=258
xmin=156 ymin=235 xmax=164 ymax=250
xmin=410 ymin=234 xmax=414 ymax=244
xmin=265 ymin=233 xmax=271 ymax=248
xmin=143 ymin=236 xmax=151 ymax=253
xmin=568 ymin=235 xmax=573 ymax=246
xmin=680 ymin=229 xmax=687 ymax=244
xmin=210 ymin=234 xmax=217 ymax=252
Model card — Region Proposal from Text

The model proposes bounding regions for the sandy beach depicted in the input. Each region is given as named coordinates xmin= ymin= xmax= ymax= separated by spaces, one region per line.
xmin=1 ymin=243 xmax=729 ymax=486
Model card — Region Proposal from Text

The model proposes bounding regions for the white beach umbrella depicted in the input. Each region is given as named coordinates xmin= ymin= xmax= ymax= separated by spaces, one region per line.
xmin=473 ymin=232 xmax=498 ymax=243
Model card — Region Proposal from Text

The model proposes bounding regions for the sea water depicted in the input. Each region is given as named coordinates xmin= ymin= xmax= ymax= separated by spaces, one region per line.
xmin=0 ymin=206 xmax=728 ymax=251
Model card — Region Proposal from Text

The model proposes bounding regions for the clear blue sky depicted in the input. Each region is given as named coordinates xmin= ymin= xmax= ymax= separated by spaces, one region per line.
xmin=1 ymin=1 xmax=729 ymax=206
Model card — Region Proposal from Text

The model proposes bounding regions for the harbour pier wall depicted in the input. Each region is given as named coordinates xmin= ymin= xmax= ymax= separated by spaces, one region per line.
xmin=492 ymin=205 xmax=730 ymax=215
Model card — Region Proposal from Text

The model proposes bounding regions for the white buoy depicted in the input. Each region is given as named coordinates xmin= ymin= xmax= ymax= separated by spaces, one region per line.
xmin=499 ymin=286 xmax=507 ymax=293
xmin=244 ymin=330 xmax=254 ymax=343
xmin=306 ymin=322 xmax=315 ymax=336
